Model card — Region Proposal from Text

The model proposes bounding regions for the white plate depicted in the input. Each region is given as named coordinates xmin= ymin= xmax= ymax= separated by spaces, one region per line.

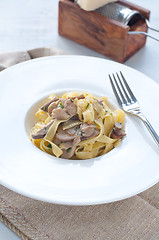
xmin=0 ymin=56 xmax=159 ymax=205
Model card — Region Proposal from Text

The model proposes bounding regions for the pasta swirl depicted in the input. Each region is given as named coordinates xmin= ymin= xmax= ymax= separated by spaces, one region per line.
xmin=30 ymin=92 xmax=126 ymax=159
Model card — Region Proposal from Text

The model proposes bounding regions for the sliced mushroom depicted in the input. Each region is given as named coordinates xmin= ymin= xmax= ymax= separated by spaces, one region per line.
xmin=51 ymin=108 xmax=70 ymax=120
xmin=61 ymin=136 xmax=81 ymax=159
xmin=80 ymin=123 xmax=95 ymax=138
xmin=55 ymin=125 xmax=79 ymax=142
xmin=80 ymin=123 xmax=99 ymax=140
xmin=110 ymin=122 xmax=126 ymax=139
xmin=50 ymin=98 xmax=77 ymax=120
xmin=70 ymin=94 xmax=85 ymax=100
xmin=41 ymin=97 xmax=58 ymax=112
xmin=64 ymin=99 xmax=77 ymax=116
xmin=32 ymin=120 xmax=54 ymax=139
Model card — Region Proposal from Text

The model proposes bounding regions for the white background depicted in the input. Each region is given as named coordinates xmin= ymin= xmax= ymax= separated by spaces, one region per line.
xmin=0 ymin=0 xmax=158 ymax=239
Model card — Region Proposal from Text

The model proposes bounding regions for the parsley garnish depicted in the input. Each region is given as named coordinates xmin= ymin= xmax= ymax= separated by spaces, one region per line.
xmin=86 ymin=103 xmax=90 ymax=109
xmin=44 ymin=127 xmax=47 ymax=131
xmin=70 ymin=99 xmax=74 ymax=103
xmin=47 ymin=143 xmax=52 ymax=148
xmin=43 ymin=106 xmax=46 ymax=111
xmin=59 ymin=102 xmax=64 ymax=108
xmin=75 ymin=126 xmax=78 ymax=131
xmin=66 ymin=147 xmax=72 ymax=153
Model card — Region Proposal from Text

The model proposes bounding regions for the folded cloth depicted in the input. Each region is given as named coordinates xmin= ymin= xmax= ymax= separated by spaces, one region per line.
xmin=0 ymin=48 xmax=158 ymax=240
xmin=0 ymin=47 xmax=66 ymax=70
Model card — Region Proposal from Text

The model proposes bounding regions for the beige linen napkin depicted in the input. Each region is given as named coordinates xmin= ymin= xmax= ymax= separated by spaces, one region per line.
xmin=0 ymin=48 xmax=159 ymax=240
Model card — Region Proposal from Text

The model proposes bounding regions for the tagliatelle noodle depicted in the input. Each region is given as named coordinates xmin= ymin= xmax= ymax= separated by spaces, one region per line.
xmin=75 ymin=117 xmax=118 ymax=159
xmin=35 ymin=109 xmax=49 ymax=122
xmin=40 ymin=119 xmax=71 ymax=157
xmin=30 ymin=91 xmax=126 ymax=159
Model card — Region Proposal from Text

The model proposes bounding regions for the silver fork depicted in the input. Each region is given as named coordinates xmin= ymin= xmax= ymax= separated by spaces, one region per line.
xmin=109 ymin=71 xmax=159 ymax=147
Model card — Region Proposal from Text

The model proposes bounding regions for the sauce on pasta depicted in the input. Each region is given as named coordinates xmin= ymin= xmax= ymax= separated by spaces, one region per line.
xmin=30 ymin=92 xmax=126 ymax=159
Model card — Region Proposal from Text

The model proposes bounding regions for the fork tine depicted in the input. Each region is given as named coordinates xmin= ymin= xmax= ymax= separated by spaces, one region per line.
xmin=109 ymin=74 xmax=126 ymax=107
xmin=120 ymin=71 xmax=137 ymax=102
xmin=109 ymin=74 xmax=123 ymax=107
xmin=116 ymin=72 xmax=131 ymax=103
xmin=112 ymin=73 xmax=127 ymax=104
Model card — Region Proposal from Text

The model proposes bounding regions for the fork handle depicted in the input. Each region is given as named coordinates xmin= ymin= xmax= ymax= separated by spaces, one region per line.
xmin=138 ymin=114 xmax=159 ymax=147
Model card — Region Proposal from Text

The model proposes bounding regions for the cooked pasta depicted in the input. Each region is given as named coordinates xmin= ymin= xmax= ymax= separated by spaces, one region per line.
xmin=30 ymin=92 xmax=126 ymax=159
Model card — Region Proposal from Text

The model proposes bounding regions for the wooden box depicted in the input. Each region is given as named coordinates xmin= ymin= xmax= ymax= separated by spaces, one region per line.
xmin=58 ymin=0 xmax=150 ymax=63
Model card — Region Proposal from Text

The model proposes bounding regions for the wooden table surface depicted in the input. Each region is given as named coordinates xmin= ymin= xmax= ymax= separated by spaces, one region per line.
xmin=0 ymin=0 xmax=159 ymax=239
